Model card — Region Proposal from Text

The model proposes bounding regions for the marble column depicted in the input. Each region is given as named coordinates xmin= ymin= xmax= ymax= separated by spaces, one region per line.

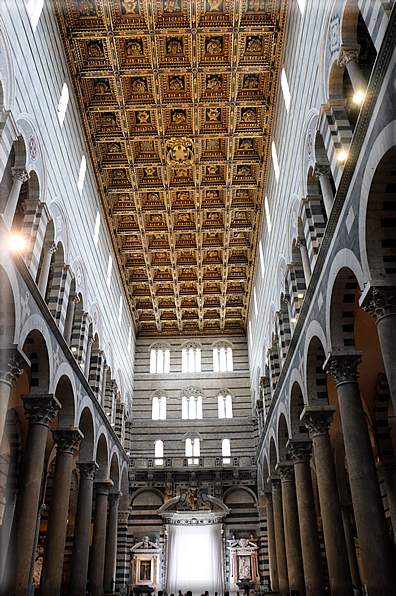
xmin=287 ymin=439 xmax=325 ymax=596
xmin=104 ymin=491 xmax=122 ymax=591
xmin=276 ymin=463 xmax=305 ymax=596
xmin=84 ymin=336 xmax=94 ymax=378
xmin=301 ymin=406 xmax=353 ymax=596
xmin=89 ymin=479 xmax=113 ymax=596
xmin=339 ymin=48 xmax=367 ymax=95
xmin=376 ymin=458 xmax=396 ymax=533
xmin=264 ymin=489 xmax=279 ymax=593
xmin=325 ymin=353 xmax=395 ymax=596
xmin=68 ymin=461 xmax=99 ymax=596
xmin=63 ymin=293 xmax=79 ymax=347
xmin=2 ymin=168 xmax=28 ymax=229
xmin=314 ymin=165 xmax=333 ymax=217
xmin=39 ymin=428 xmax=83 ymax=596
xmin=0 ymin=487 xmax=18 ymax=583
xmin=115 ymin=510 xmax=130 ymax=592
xmin=101 ymin=363 xmax=109 ymax=409
xmin=0 ymin=346 xmax=30 ymax=449
xmin=269 ymin=476 xmax=289 ymax=596
xmin=37 ymin=242 xmax=57 ymax=297
xmin=7 ymin=394 xmax=60 ymax=596
xmin=298 ymin=239 xmax=311 ymax=287
xmin=363 ymin=287 xmax=396 ymax=415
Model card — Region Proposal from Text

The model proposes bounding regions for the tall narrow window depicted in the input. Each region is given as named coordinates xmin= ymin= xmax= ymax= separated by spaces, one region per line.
xmin=118 ymin=295 xmax=123 ymax=325
xmin=27 ymin=0 xmax=44 ymax=31
xmin=253 ymin=286 xmax=258 ymax=317
xmin=152 ymin=395 xmax=166 ymax=420
xmin=182 ymin=345 xmax=201 ymax=372
xmin=222 ymin=439 xmax=231 ymax=464
xmin=150 ymin=346 xmax=171 ymax=373
xmin=259 ymin=240 xmax=265 ymax=278
xmin=297 ymin=0 xmax=306 ymax=16
xmin=57 ymin=83 xmax=69 ymax=126
xmin=186 ymin=437 xmax=200 ymax=465
xmin=271 ymin=142 xmax=280 ymax=182
xmin=218 ymin=394 xmax=233 ymax=419
xmin=128 ymin=326 xmax=132 ymax=355
xmin=265 ymin=196 xmax=272 ymax=235
xmin=213 ymin=344 xmax=233 ymax=372
xmin=249 ymin=321 xmax=253 ymax=351
xmin=78 ymin=155 xmax=87 ymax=195
xmin=281 ymin=69 xmax=291 ymax=113
xmin=155 ymin=440 xmax=164 ymax=465
xmin=182 ymin=394 xmax=202 ymax=420
xmin=93 ymin=211 xmax=100 ymax=246
xmin=106 ymin=255 xmax=112 ymax=288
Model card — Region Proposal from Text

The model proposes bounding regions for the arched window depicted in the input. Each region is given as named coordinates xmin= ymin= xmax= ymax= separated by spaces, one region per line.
xmin=150 ymin=343 xmax=171 ymax=373
xmin=181 ymin=342 xmax=201 ymax=373
xmin=212 ymin=342 xmax=233 ymax=372
xmin=222 ymin=439 xmax=231 ymax=464
xmin=27 ymin=0 xmax=44 ymax=32
xmin=57 ymin=83 xmax=69 ymax=126
xmin=152 ymin=395 xmax=166 ymax=420
xmin=218 ymin=393 xmax=233 ymax=419
xmin=78 ymin=155 xmax=87 ymax=195
xmin=182 ymin=394 xmax=203 ymax=420
xmin=185 ymin=437 xmax=200 ymax=465
xmin=154 ymin=440 xmax=163 ymax=465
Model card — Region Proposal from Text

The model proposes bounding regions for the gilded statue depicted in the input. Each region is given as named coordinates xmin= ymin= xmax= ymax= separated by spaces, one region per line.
xmin=206 ymin=190 xmax=219 ymax=199
xmin=241 ymin=108 xmax=256 ymax=123
xmin=169 ymin=76 xmax=184 ymax=90
xmin=132 ymin=78 xmax=147 ymax=93
xmin=246 ymin=37 xmax=262 ymax=53
xmin=78 ymin=0 xmax=95 ymax=16
xmin=108 ymin=143 xmax=120 ymax=153
xmin=113 ymin=170 xmax=126 ymax=179
xmin=126 ymin=40 xmax=142 ymax=55
xmin=238 ymin=166 xmax=250 ymax=176
xmin=206 ymin=76 xmax=222 ymax=91
xmin=206 ymin=37 xmax=222 ymax=55
xmin=240 ymin=139 xmax=253 ymax=149
xmin=144 ymin=167 xmax=156 ymax=176
xmin=164 ymin=0 xmax=181 ymax=12
xmin=248 ymin=0 xmax=265 ymax=10
xmin=102 ymin=114 xmax=116 ymax=126
xmin=167 ymin=39 xmax=183 ymax=54
xmin=122 ymin=0 xmax=138 ymax=14
xmin=243 ymin=75 xmax=259 ymax=89
xmin=137 ymin=111 xmax=150 ymax=122
xmin=206 ymin=0 xmax=223 ymax=11
xmin=176 ymin=191 xmax=189 ymax=201
xmin=88 ymin=42 xmax=103 ymax=57
xmin=148 ymin=193 xmax=160 ymax=201
xmin=207 ymin=108 xmax=220 ymax=121
xmin=207 ymin=165 xmax=219 ymax=175
xmin=172 ymin=111 xmax=186 ymax=123
xmin=95 ymin=81 xmax=109 ymax=95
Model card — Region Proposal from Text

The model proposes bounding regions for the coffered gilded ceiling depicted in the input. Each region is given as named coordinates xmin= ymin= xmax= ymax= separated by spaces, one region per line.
xmin=54 ymin=0 xmax=287 ymax=337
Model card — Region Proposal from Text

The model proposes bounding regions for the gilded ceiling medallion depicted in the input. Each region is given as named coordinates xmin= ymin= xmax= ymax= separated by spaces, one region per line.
xmin=166 ymin=137 xmax=194 ymax=170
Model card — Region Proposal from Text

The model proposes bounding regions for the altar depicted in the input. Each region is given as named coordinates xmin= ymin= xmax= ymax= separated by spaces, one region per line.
xmin=227 ymin=537 xmax=260 ymax=593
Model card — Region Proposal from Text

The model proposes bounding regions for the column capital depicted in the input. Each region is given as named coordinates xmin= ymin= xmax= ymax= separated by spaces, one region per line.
xmin=51 ymin=427 xmax=84 ymax=454
xmin=275 ymin=462 xmax=295 ymax=482
xmin=376 ymin=458 xmax=396 ymax=476
xmin=87 ymin=335 xmax=95 ymax=347
xmin=301 ymin=405 xmax=336 ymax=437
xmin=69 ymin=293 xmax=80 ymax=305
xmin=323 ymin=352 xmax=362 ymax=386
xmin=43 ymin=240 xmax=57 ymax=256
xmin=21 ymin=394 xmax=61 ymax=426
xmin=339 ymin=46 xmax=360 ymax=67
xmin=94 ymin=479 xmax=114 ymax=495
xmin=109 ymin=491 xmax=123 ymax=507
xmin=118 ymin=510 xmax=130 ymax=524
xmin=11 ymin=167 xmax=28 ymax=184
xmin=256 ymin=399 xmax=263 ymax=412
xmin=263 ymin=489 xmax=273 ymax=505
xmin=314 ymin=164 xmax=331 ymax=178
xmin=287 ymin=438 xmax=313 ymax=463
xmin=360 ymin=286 xmax=396 ymax=320
xmin=0 ymin=346 xmax=30 ymax=387
xmin=77 ymin=460 xmax=99 ymax=479
xmin=268 ymin=473 xmax=281 ymax=489
xmin=296 ymin=237 xmax=306 ymax=248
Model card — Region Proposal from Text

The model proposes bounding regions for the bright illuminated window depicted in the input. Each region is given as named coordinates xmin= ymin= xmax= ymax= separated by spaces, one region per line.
xmin=57 ymin=83 xmax=69 ymax=126
xmin=213 ymin=345 xmax=233 ymax=372
xmin=106 ymin=255 xmax=112 ymax=288
xmin=265 ymin=196 xmax=272 ymax=235
xmin=222 ymin=439 xmax=231 ymax=464
xmin=118 ymin=295 xmax=123 ymax=325
xmin=182 ymin=345 xmax=201 ymax=372
xmin=297 ymin=0 xmax=306 ymax=15
xmin=259 ymin=240 xmax=265 ymax=278
xmin=186 ymin=437 xmax=200 ymax=465
xmin=93 ymin=211 xmax=100 ymax=246
xmin=27 ymin=0 xmax=44 ymax=32
xmin=152 ymin=395 xmax=166 ymax=420
xmin=254 ymin=286 xmax=258 ymax=317
xmin=281 ymin=69 xmax=291 ymax=113
xmin=154 ymin=440 xmax=164 ymax=465
xmin=150 ymin=347 xmax=170 ymax=374
xmin=77 ymin=155 xmax=87 ymax=195
xmin=218 ymin=394 xmax=233 ymax=419
xmin=128 ymin=326 xmax=132 ymax=355
xmin=182 ymin=395 xmax=203 ymax=420
xmin=249 ymin=321 xmax=253 ymax=350
xmin=272 ymin=142 xmax=280 ymax=182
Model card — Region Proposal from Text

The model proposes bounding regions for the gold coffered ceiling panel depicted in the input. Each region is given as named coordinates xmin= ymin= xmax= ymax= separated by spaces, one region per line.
xmin=54 ymin=0 xmax=287 ymax=337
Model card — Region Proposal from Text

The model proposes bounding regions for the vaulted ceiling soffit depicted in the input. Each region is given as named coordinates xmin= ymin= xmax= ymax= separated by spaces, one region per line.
xmin=53 ymin=0 xmax=287 ymax=337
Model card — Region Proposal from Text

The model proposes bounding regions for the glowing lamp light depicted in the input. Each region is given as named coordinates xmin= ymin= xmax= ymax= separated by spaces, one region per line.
xmin=298 ymin=293 xmax=304 ymax=300
xmin=291 ymin=317 xmax=297 ymax=323
xmin=337 ymin=151 xmax=347 ymax=162
xmin=126 ymin=451 xmax=131 ymax=456
xmin=71 ymin=347 xmax=77 ymax=352
xmin=353 ymin=91 xmax=364 ymax=104
xmin=8 ymin=235 xmax=25 ymax=251
xmin=110 ymin=422 xmax=115 ymax=427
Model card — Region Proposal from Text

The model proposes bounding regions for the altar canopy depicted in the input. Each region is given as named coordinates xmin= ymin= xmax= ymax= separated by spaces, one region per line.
xmin=166 ymin=523 xmax=224 ymax=596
